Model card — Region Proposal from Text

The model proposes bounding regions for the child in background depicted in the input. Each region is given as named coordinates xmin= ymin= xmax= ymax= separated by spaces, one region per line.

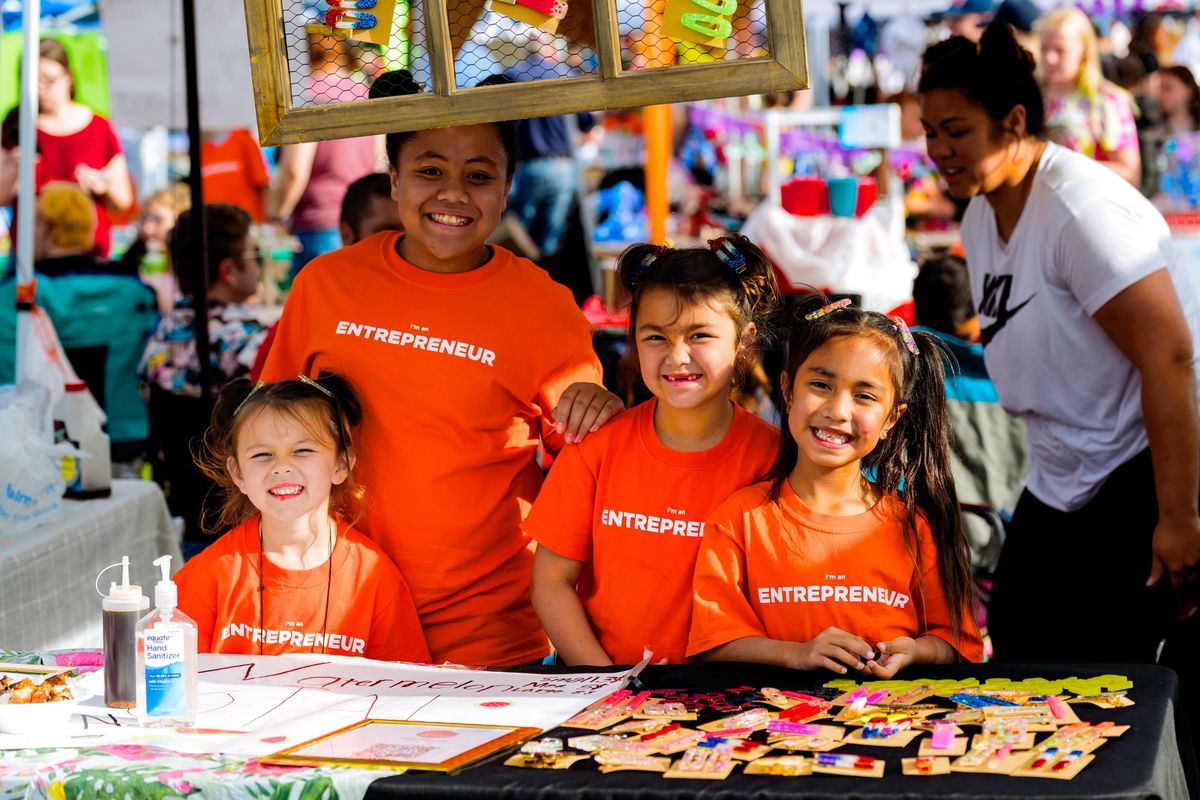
xmin=688 ymin=295 xmax=983 ymax=676
xmin=261 ymin=74 xmax=621 ymax=667
xmin=525 ymin=236 xmax=780 ymax=666
xmin=176 ymin=373 xmax=429 ymax=661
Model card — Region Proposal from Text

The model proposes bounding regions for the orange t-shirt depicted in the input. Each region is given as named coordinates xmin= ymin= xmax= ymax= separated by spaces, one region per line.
xmin=261 ymin=233 xmax=602 ymax=666
xmin=524 ymin=399 xmax=778 ymax=665
xmin=201 ymin=130 xmax=269 ymax=222
xmin=688 ymin=481 xmax=984 ymax=662
xmin=175 ymin=516 xmax=429 ymax=661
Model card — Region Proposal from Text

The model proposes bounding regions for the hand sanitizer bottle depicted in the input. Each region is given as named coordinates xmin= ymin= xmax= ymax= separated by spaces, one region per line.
xmin=135 ymin=555 xmax=198 ymax=727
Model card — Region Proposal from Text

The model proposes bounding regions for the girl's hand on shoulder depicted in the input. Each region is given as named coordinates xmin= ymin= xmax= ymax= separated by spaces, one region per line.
xmin=553 ymin=383 xmax=624 ymax=444
xmin=863 ymin=637 xmax=916 ymax=678
xmin=789 ymin=627 xmax=876 ymax=674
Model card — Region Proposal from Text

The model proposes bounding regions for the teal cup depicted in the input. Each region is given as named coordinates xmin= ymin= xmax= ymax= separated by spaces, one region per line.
xmin=827 ymin=177 xmax=859 ymax=218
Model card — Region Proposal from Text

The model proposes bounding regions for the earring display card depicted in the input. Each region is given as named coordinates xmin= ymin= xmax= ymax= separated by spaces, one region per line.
xmin=812 ymin=756 xmax=886 ymax=778
xmin=767 ymin=724 xmax=845 ymax=742
xmin=918 ymin=736 xmax=969 ymax=756
xmin=663 ymin=748 xmax=737 ymax=780
xmin=971 ymin=733 xmax=1037 ymax=750
xmin=769 ymin=735 xmax=846 ymax=753
xmin=1012 ymin=751 xmax=1097 ymax=780
xmin=503 ymin=752 xmax=593 ymax=769
xmin=594 ymin=752 xmax=672 ymax=773
xmin=744 ymin=755 xmax=814 ymax=776
xmin=950 ymin=748 xmax=1028 ymax=775
xmin=842 ymin=728 xmax=922 ymax=748
xmin=902 ymin=756 xmax=952 ymax=776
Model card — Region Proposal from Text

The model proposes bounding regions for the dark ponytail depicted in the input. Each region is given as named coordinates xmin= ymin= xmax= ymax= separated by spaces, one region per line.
xmin=920 ymin=21 xmax=1044 ymax=136
xmin=769 ymin=294 xmax=975 ymax=644
xmin=195 ymin=371 xmax=366 ymax=533
xmin=616 ymin=235 xmax=780 ymax=387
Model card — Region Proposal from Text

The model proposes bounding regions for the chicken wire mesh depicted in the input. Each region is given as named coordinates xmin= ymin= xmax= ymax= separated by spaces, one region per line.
xmin=281 ymin=0 xmax=770 ymax=107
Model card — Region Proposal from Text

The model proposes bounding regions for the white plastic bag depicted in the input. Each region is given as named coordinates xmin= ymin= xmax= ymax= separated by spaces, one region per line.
xmin=0 ymin=383 xmax=73 ymax=532
xmin=741 ymin=203 xmax=917 ymax=312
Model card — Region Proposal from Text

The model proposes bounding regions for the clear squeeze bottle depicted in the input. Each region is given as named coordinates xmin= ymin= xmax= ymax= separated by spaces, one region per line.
xmin=135 ymin=555 xmax=198 ymax=727
xmin=101 ymin=556 xmax=149 ymax=708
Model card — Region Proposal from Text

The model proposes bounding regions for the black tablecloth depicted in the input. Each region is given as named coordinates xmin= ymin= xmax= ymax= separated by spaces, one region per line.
xmin=365 ymin=662 xmax=1195 ymax=800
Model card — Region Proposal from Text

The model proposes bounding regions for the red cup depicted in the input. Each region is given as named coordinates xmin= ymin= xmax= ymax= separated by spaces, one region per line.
xmin=781 ymin=177 xmax=830 ymax=216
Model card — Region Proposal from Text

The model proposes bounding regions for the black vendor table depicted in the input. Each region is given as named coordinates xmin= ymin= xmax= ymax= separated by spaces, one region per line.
xmin=365 ymin=662 xmax=1196 ymax=800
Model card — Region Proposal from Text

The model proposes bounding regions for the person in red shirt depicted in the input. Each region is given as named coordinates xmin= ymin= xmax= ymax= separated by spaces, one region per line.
xmin=524 ymin=236 xmax=780 ymax=666
xmin=0 ymin=39 xmax=132 ymax=257
xmin=688 ymin=294 xmax=983 ymax=675
xmin=201 ymin=129 xmax=270 ymax=223
xmin=176 ymin=372 xmax=429 ymax=662
xmin=261 ymin=73 xmax=622 ymax=667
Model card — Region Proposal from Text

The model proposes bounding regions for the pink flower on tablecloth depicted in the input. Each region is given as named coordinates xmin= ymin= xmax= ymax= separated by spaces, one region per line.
xmin=241 ymin=759 xmax=307 ymax=776
xmin=94 ymin=744 xmax=161 ymax=761
xmin=156 ymin=769 xmax=200 ymax=793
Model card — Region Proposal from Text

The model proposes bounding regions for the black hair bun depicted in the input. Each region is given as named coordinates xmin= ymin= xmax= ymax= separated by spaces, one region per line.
xmin=978 ymin=20 xmax=1036 ymax=73
xmin=369 ymin=69 xmax=423 ymax=100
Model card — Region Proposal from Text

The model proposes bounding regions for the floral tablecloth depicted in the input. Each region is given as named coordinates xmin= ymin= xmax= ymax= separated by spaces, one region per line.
xmin=0 ymin=650 xmax=397 ymax=800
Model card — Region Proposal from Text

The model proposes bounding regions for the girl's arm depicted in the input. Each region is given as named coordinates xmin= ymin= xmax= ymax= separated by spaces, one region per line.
xmin=698 ymin=628 xmax=875 ymax=674
xmin=1093 ymin=269 xmax=1200 ymax=601
xmin=1100 ymin=145 xmax=1141 ymax=186
xmin=530 ymin=545 xmax=612 ymax=666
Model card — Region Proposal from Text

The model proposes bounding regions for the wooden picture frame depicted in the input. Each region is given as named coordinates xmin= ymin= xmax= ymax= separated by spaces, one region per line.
xmin=260 ymin=719 xmax=541 ymax=772
xmin=242 ymin=0 xmax=808 ymax=144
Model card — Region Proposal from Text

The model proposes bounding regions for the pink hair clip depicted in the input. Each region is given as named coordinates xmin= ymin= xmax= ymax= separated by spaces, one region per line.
xmin=893 ymin=316 xmax=920 ymax=355
xmin=803 ymin=297 xmax=851 ymax=321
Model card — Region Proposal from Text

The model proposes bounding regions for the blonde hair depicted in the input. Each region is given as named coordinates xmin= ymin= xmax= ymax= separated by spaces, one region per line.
xmin=37 ymin=181 xmax=95 ymax=251
xmin=1037 ymin=8 xmax=1104 ymax=98
xmin=144 ymin=182 xmax=191 ymax=216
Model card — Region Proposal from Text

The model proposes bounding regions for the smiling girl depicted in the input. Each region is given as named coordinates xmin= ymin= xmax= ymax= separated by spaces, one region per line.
xmin=175 ymin=374 xmax=429 ymax=661
xmin=688 ymin=296 xmax=983 ymax=676
xmin=524 ymin=237 xmax=779 ymax=665
xmin=261 ymin=78 xmax=620 ymax=667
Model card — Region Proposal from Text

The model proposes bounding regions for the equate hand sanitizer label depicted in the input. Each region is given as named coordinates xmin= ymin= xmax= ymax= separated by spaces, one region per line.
xmin=143 ymin=626 xmax=187 ymax=717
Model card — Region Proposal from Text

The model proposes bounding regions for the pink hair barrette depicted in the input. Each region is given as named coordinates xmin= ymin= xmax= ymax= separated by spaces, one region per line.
xmin=893 ymin=316 xmax=920 ymax=355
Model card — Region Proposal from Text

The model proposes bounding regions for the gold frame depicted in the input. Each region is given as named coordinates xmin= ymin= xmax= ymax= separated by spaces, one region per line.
xmin=260 ymin=719 xmax=541 ymax=772
xmin=243 ymin=0 xmax=808 ymax=144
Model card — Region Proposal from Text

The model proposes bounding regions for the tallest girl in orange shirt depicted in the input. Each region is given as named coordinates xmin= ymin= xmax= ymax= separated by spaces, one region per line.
xmin=262 ymin=76 xmax=621 ymax=666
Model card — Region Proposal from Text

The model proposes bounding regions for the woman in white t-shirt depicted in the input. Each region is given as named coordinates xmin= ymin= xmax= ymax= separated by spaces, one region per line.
xmin=917 ymin=23 xmax=1200 ymax=666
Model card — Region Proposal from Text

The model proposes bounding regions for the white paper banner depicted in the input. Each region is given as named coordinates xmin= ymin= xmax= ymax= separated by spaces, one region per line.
xmin=0 ymin=653 xmax=634 ymax=755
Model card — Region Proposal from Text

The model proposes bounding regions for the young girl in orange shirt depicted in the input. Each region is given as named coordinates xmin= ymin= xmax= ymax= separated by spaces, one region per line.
xmin=688 ymin=295 xmax=983 ymax=675
xmin=525 ymin=237 xmax=780 ymax=665
xmin=175 ymin=373 xmax=429 ymax=662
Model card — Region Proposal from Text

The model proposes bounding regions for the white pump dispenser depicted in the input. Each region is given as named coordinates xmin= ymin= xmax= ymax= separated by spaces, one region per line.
xmin=135 ymin=554 xmax=198 ymax=726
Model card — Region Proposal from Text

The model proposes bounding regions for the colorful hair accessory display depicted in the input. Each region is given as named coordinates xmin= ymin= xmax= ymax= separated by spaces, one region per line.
xmin=327 ymin=0 xmax=376 ymax=7
xmin=708 ymin=236 xmax=747 ymax=273
xmin=804 ymin=297 xmax=852 ymax=321
xmin=893 ymin=315 xmax=920 ymax=355
xmin=325 ymin=8 xmax=377 ymax=28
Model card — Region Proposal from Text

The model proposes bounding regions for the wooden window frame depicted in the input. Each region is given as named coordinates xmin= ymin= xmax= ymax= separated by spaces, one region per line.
xmin=243 ymin=0 xmax=808 ymax=144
